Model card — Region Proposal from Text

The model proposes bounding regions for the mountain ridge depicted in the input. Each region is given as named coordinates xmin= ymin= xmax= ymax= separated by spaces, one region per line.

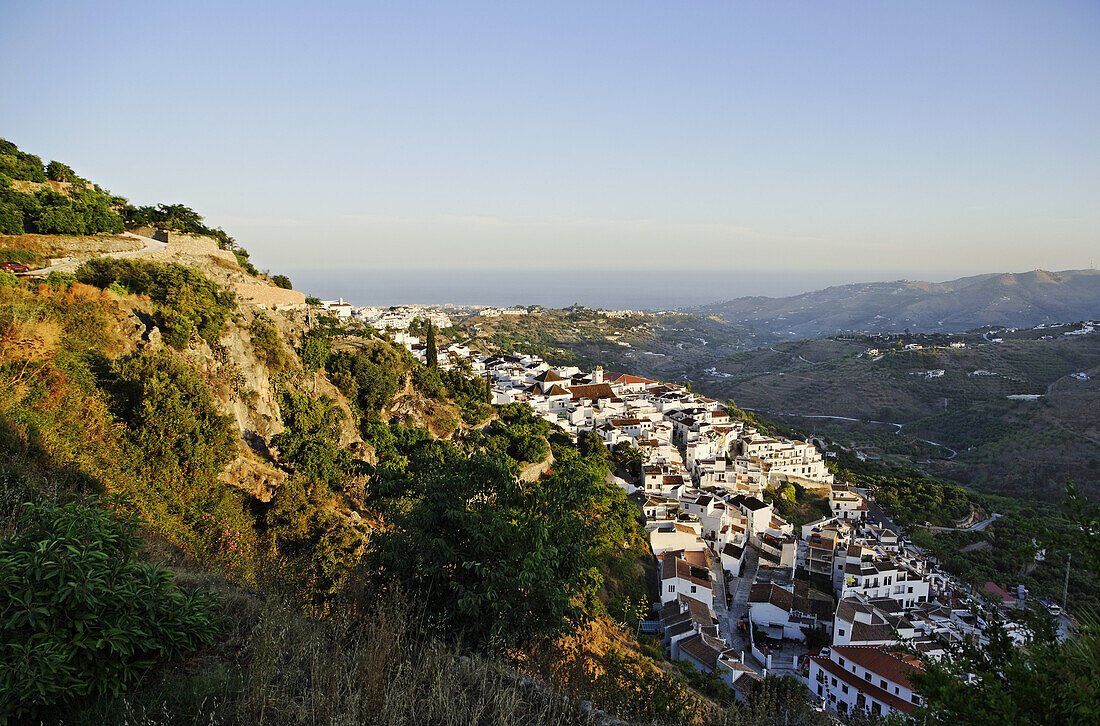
xmin=693 ymin=268 xmax=1100 ymax=339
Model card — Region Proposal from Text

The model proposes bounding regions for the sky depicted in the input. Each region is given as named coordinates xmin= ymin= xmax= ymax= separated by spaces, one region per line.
xmin=2 ymin=1 xmax=1098 ymax=289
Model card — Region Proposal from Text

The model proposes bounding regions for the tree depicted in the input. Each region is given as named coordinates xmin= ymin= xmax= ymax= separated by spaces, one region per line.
xmin=369 ymin=453 xmax=605 ymax=647
xmin=45 ymin=160 xmax=77 ymax=182
xmin=271 ymin=274 xmax=292 ymax=289
xmin=271 ymin=390 xmax=351 ymax=488
xmin=298 ymin=331 xmax=332 ymax=372
xmin=106 ymin=351 xmax=237 ymax=483
xmin=425 ymin=322 xmax=438 ymax=369
xmin=577 ymin=430 xmax=608 ymax=459
xmin=913 ymin=611 xmax=1100 ymax=725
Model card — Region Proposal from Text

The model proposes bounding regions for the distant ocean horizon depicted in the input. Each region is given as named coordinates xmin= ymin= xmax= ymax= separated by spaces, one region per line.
xmin=287 ymin=268 xmax=947 ymax=311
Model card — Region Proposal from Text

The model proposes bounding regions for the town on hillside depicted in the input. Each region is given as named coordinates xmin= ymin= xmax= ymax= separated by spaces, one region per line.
xmin=311 ymin=301 xmax=1057 ymax=722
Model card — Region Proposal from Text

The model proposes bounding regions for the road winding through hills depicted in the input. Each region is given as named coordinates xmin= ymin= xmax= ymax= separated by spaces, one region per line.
xmin=744 ymin=409 xmax=959 ymax=458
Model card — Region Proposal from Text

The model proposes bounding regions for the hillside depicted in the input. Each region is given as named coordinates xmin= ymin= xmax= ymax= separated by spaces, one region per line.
xmin=473 ymin=310 xmax=1100 ymax=502
xmin=0 ymin=170 xmax=775 ymax=722
xmin=693 ymin=269 xmax=1100 ymax=339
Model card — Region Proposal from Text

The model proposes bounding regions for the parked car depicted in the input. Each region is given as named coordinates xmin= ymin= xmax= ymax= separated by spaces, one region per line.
xmin=1 ymin=262 xmax=30 ymax=273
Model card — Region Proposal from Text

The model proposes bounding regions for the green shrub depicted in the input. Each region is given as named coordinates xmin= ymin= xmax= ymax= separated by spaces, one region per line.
xmin=249 ymin=313 xmax=288 ymax=371
xmin=411 ymin=363 xmax=443 ymax=399
xmin=271 ymin=274 xmax=292 ymax=289
xmin=105 ymin=350 xmax=237 ymax=483
xmin=326 ymin=343 xmax=407 ymax=420
xmin=233 ymin=249 xmax=258 ymax=276
xmin=298 ymin=331 xmax=331 ymax=372
xmin=76 ymin=258 xmax=235 ymax=347
xmin=272 ymin=390 xmax=351 ymax=488
xmin=0 ymin=270 xmax=17 ymax=288
xmin=0 ymin=500 xmax=223 ymax=720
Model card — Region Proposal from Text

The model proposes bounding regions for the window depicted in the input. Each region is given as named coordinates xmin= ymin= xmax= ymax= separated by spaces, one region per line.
xmin=838 ymin=657 xmax=845 ymax=667
xmin=881 ymin=679 xmax=888 ymax=688
xmin=839 ymin=629 xmax=845 ymax=636
xmin=894 ymin=687 xmax=900 ymax=694
xmin=690 ymin=585 xmax=697 ymax=593
xmin=908 ymin=586 xmax=913 ymax=593
xmin=668 ymin=585 xmax=675 ymax=592
xmin=841 ymin=685 xmax=849 ymax=694
xmin=865 ymin=672 xmax=872 ymax=681
xmin=831 ymin=677 xmax=837 ymax=686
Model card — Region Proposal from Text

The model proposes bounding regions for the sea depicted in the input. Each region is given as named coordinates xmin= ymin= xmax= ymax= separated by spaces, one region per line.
xmin=287 ymin=268 xmax=932 ymax=311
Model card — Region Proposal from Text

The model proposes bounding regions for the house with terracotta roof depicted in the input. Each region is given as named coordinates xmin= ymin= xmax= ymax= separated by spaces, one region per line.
xmin=716 ymin=653 xmax=764 ymax=700
xmin=531 ymin=368 xmax=569 ymax=394
xmin=659 ymin=594 xmax=719 ymax=657
xmin=981 ymin=581 xmax=1019 ymax=610
xmin=747 ymin=582 xmax=832 ymax=641
xmin=659 ymin=554 xmax=713 ymax=606
xmin=567 ymin=382 xmax=617 ymax=402
xmin=676 ymin=632 xmax=731 ymax=674
xmin=808 ymin=645 xmax=925 ymax=718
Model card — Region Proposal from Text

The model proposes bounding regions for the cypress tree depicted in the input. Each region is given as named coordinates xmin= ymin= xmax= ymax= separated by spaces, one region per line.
xmin=426 ymin=322 xmax=438 ymax=369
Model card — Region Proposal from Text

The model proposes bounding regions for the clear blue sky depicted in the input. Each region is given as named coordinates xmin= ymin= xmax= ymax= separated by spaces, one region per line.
xmin=2 ymin=1 xmax=1097 ymax=281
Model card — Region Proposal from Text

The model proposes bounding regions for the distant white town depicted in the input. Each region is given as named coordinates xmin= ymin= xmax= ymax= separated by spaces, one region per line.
xmin=316 ymin=299 xmax=1074 ymax=721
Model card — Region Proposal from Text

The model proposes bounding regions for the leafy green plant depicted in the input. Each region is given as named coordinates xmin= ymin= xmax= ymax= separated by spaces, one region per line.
xmin=0 ymin=500 xmax=223 ymax=720
xmin=76 ymin=257 xmax=236 ymax=348
xmin=105 ymin=350 xmax=237 ymax=484
xmin=297 ymin=330 xmax=331 ymax=372
xmin=272 ymin=389 xmax=351 ymax=488
xmin=249 ymin=313 xmax=288 ymax=371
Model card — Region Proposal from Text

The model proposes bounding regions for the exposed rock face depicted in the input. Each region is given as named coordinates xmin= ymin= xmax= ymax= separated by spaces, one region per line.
xmin=99 ymin=257 xmax=369 ymax=499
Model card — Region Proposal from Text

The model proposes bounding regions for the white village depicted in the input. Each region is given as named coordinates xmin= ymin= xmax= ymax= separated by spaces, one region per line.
xmin=312 ymin=300 xmax=1054 ymax=722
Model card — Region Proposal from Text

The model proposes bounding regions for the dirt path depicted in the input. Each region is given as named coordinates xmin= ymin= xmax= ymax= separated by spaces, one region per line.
xmin=23 ymin=232 xmax=167 ymax=276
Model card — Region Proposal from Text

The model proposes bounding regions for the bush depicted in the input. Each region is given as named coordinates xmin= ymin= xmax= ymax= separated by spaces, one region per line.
xmin=76 ymin=258 xmax=235 ymax=347
xmin=105 ymin=351 xmax=237 ymax=483
xmin=271 ymin=390 xmax=351 ymax=488
xmin=297 ymin=331 xmax=331 ymax=372
xmin=271 ymin=274 xmax=292 ymax=289
xmin=249 ymin=313 xmax=288 ymax=371
xmin=233 ymin=249 xmax=258 ymax=276
xmin=326 ymin=343 xmax=407 ymax=420
xmin=0 ymin=500 xmax=223 ymax=721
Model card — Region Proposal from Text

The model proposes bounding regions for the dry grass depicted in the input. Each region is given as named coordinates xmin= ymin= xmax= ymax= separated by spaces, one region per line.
xmin=239 ymin=597 xmax=592 ymax=726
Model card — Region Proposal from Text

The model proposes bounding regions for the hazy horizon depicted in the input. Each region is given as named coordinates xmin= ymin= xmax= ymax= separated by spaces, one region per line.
xmin=288 ymin=265 xmax=1097 ymax=311
xmin=2 ymin=1 xmax=1097 ymax=280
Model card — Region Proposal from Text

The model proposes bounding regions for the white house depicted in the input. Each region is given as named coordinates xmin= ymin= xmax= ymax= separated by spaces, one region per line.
xmin=829 ymin=485 xmax=869 ymax=521
xmin=659 ymin=554 xmax=713 ymax=606
xmin=808 ymin=646 xmax=925 ymax=719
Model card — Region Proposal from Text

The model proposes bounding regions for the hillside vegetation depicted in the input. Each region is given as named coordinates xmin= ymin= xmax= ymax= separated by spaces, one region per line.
xmin=0 ymin=247 xmax=836 ymax=724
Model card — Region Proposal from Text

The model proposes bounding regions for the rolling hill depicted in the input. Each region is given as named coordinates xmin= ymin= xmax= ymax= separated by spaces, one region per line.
xmin=693 ymin=269 xmax=1100 ymax=340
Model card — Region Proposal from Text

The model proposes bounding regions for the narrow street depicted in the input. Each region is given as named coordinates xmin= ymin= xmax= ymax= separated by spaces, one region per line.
xmin=719 ymin=546 xmax=759 ymax=657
